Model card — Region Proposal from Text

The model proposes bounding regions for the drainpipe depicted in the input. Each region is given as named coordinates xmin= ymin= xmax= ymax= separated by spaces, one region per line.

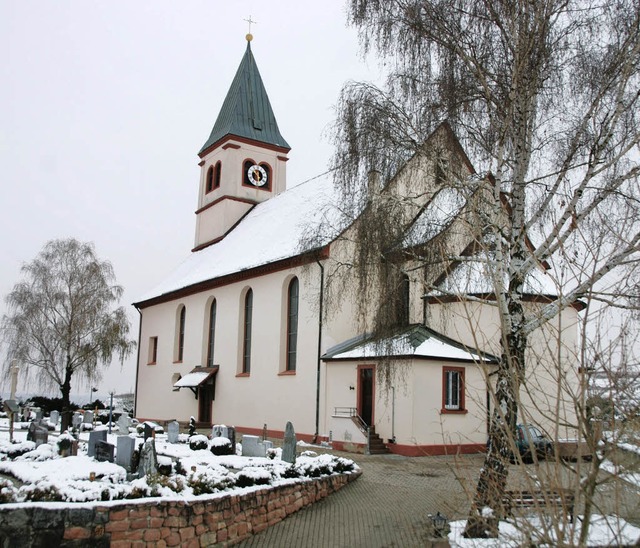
xmin=391 ymin=386 xmax=396 ymax=443
xmin=133 ymin=305 xmax=142 ymax=418
xmin=314 ymin=259 xmax=325 ymax=441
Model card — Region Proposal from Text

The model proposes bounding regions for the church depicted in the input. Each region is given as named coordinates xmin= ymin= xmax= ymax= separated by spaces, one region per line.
xmin=133 ymin=36 xmax=580 ymax=456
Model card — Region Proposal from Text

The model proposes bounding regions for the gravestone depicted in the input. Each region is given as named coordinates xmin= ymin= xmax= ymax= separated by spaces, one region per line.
xmin=138 ymin=439 xmax=158 ymax=477
xmin=35 ymin=409 xmax=43 ymax=421
xmin=167 ymin=421 xmax=180 ymax=444
xmin=241 ymin=435 xmax=267 ymax=457
xmin=116 ymin=436 xmax=136 ymax=471
xmin=72 ymin=412 xmax=83 ymax=430
xmin=27 ymin=422 xmax=48 ymax=444
xmin=33 ymin=429 xmax=48 ymax=447
xmin=83 ymin=411 xmax=94 ymax=429
xmin=282 ymin=421 xmax=297 ymax=464
xmin=49 ymin=410 xmax=60 ymax=427
xmin=95 ymin=440 xmax=115 ymax=463
xmin=117 ymin=414 xmax=130 ymax=433
xmin=143 ymin=423 xmax=153 ymax=441
xmin=88 ymin=429 xmax=108 ymax=458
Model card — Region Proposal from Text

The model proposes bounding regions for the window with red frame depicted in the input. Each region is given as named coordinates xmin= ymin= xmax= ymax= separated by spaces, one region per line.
xmin=443 ymin=366 xmax=465 ymax=411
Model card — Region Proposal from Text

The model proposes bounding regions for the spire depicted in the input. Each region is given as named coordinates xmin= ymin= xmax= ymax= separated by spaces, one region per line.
xmin=199 ymin=38 xmax=290 ymax=155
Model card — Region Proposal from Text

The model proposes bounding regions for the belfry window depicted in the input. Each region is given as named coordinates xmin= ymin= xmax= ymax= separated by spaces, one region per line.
xmin=206 ymin=166 xmax=214 ymax=193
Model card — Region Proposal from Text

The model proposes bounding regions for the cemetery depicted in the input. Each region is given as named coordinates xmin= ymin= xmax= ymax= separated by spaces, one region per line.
xmin=0 ymin=410 xmax=359 ymax=545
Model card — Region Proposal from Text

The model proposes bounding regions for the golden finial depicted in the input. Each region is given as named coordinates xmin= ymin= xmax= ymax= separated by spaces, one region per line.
xmin=244 ymin=15 xmax=256 ymax=42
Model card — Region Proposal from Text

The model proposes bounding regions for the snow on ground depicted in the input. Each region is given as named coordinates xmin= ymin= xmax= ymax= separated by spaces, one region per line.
xmin=0 ymin=418 xmax=357 ymax=506
xmin=448 ymin=514 xmax=640 ymax=547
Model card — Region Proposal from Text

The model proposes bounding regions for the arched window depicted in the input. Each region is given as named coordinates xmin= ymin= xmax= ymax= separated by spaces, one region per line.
xmin=214 ymin=161 xmax=221 ymax=189
xmin=176 ymin=305 xmax=186 ymax=362
xmin=206 ymin=166 xmax=214 ymax=193
xmin=286 ymin=278 xmax=299 ymax=371
xmin=206 ymin=299 xmax=216 ymax=367
xmin=242 ymin=289 xmax=253 ymax=374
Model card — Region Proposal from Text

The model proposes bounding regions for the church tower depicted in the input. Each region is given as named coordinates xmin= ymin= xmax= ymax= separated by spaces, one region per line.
xmin=193 ymin=35 xmax=290 ymax=251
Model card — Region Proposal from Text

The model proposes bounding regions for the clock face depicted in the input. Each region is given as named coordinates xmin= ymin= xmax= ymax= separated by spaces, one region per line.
xmin=247 ymin=164 xmax=268 ymax=187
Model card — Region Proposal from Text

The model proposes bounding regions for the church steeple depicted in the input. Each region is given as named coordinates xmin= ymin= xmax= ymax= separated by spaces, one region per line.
xmin=199 ymin=40 xmax=290 ymax=157
xmin=193 ymin=37 xmax=290 ymax=251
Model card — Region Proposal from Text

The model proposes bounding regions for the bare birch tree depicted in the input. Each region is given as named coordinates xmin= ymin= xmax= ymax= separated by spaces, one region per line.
xmin=330 ymin=0 xmax=640 ymax=537
xmin=1 ymin=239 xmax=135 ymax=428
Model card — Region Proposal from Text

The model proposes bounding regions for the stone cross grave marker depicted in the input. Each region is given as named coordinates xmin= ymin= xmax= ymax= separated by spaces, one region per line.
xmin=117 ymin=414 xmax=130 ymax=433
xmin=143 ymin=423 xmax=154 ymax=441
xmin=282 ymin=421 xmax=297 ymax=464
xmin=88 ymin=429 xmax=107 ymax=458
xmin=95 ymin=440 xmax=115 ymax=463
xmin=116 ymin=436 xmax=136 ymax=471
xmin=138 ymin=439 xmax=158 ymax=477
xmin=167 ymin=421 xmax=180 ymax=444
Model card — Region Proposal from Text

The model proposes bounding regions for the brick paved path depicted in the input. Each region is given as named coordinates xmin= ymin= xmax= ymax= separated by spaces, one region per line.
xmin=236 ymin=452 xmax=484 ymax=548
xmin=236 ymin=449 xmax=640 ymax=547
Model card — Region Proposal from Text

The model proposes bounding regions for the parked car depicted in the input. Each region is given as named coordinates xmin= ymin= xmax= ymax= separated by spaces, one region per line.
xmin=486 ymin=424 xmax=554 ymax=462
xmin=515 ymin=424 xmax=554 ymax=461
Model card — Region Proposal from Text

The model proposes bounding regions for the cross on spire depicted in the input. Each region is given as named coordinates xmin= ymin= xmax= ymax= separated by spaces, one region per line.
xmin=244 ymin=15 xmax=257 ymax=34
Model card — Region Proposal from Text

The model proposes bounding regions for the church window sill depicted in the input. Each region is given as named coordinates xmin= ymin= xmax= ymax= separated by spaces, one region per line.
xmin=440 ymin=409 xmax=468 ymax=415
xmin=278 ymin=370 xmax=296 ymax=376
xmin=236 ymin=372 xmax=250 ymax=378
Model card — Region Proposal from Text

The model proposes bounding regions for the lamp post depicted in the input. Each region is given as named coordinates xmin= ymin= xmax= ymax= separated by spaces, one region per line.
xmin=108 ymin=391 xmax=114 ymax=434
xmin=429 ymin=511 xmax=448 ymax=538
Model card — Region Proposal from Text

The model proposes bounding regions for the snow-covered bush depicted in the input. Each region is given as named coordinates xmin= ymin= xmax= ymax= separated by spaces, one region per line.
xmin=210 ymin=436 xmax=233 ymax=456
xmin=16 ymin=443 xmax=54 ymax=462
xmin=0 ymin=478 xmax=18 ymax=503
xmin=235 ymin=466 xmax=272 ymax=488
xmin=189 ymin=434 xmax=208 ymax=451
xmin=57 ymin=431 xmax=75 ymax=454
xmin=20 ymin=481 xmax=63 ymax=502
xmin=0 ymin=440 xmax=35 ymax=459
xmin=187 ymin=467 xmax=235 ymax=495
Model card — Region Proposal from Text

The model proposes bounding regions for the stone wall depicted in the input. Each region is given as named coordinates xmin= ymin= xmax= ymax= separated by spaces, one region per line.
xmin=0 ymin=471 xmax=360 ymax=547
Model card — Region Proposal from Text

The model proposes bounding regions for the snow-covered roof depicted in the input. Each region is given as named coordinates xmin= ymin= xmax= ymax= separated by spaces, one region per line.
xmin=174 ymin=367 xmax=218 ymax=388
xmin=323 ymin=325 xmax=497 ymax=363
xmin=429 ymin=257 xmax=559 ymax=297
xmin=403 ymin=187 xmax=467 ymax=249
xmin=137 ymin=174 xmax=342 ymax=303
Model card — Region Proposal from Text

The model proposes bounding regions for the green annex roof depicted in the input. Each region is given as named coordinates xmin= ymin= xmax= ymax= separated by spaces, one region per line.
xmin=199 ymin=41 xmax=290 ymax=155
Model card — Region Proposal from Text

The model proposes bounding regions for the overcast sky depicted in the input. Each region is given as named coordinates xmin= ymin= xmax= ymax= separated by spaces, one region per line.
xmin=0 ymin=2 xmax=380 ymax=400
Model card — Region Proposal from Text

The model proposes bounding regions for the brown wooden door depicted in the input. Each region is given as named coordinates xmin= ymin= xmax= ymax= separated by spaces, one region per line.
xmin=358 ymin=365 xmax=374 ymax=426
xmin=198 ymin=384 xmax=213 ymax=424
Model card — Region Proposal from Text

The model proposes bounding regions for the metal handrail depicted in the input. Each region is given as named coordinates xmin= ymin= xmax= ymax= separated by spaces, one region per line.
xmin=334 ymin=407 xmax=370 ymax=452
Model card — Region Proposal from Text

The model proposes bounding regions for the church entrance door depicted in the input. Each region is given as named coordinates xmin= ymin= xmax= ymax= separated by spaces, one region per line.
xmin=198 ymin=384 xmax=213 ymax=424
xmin=357 ymin=365 xmax=375 ymax=426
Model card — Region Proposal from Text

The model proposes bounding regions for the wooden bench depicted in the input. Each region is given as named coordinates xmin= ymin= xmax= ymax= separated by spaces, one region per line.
xmin=502 ymin=489 xmax=575 ymax=522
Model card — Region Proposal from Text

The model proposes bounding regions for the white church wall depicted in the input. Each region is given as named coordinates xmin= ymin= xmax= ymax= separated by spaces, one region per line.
xmin=135 ymin=263 xmax=323 ymax=436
